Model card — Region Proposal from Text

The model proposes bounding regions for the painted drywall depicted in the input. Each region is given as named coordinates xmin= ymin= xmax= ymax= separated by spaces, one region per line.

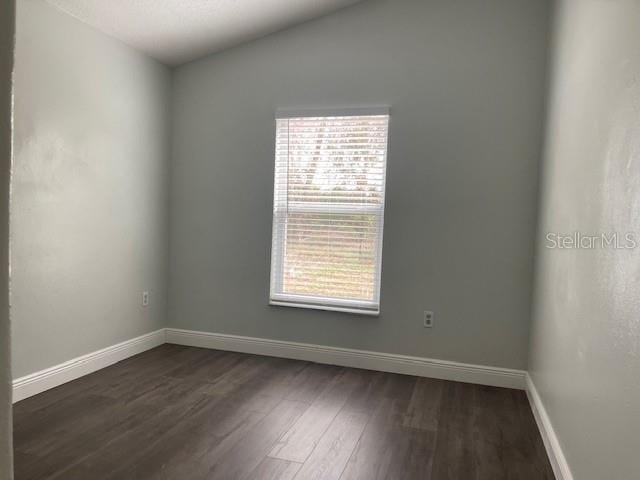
xmin=169 ymin=0 xmax=551 ymax=369
xmin=11 ymin=0 xmax=171 ymax=378
xmin=529 ymin=0 xmax=640 ymax=478
xmin=0 ymin=0 xmax=15 ymax=477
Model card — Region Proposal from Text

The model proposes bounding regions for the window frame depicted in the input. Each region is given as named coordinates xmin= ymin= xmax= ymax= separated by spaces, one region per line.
xmin=269 ymin=106 xmax=390 ymax=316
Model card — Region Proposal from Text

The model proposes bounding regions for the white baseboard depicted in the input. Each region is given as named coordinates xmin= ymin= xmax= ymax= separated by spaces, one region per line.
xmin=165 ymin=328 xmax=526 ymax=390
xmin=12 ymin=329 xmax=166 ymax=403
xmin=526 ymin=373 xmax=573 ymax=480
xmin=11 ymin=327 xmax=527 ymax=403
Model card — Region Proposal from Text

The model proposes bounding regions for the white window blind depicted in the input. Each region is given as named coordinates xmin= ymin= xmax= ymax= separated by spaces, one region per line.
xmin=269 ymin=109 xmax=389 ymax=315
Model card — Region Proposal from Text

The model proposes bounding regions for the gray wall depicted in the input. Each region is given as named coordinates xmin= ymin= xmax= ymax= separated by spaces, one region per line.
xmin=1 ymin=0 xmax=15 ymax=477
xmin=170 ymin=0 xmax=550 ymax=369
xmin=529 ymin=0 xmax=640 ymax=478
xmin=11 ymin=0 xmax=172 ymax=378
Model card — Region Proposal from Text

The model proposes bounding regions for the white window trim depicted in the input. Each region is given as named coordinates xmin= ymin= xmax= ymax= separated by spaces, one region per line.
xmin=269 ymin=107 xmax=390 ymax=316
xmin=275 ymin=105 xmax=390 ymax=119
xmin=270 ymin=294 xmax=380 ymax=316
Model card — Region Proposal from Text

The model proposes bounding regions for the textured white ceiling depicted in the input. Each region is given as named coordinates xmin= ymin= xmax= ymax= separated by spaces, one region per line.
xmin=46 ymin=0 xmax=364 ymax=66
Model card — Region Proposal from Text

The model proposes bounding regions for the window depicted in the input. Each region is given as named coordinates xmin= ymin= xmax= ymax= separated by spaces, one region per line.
xmin=269 ymin=108 xmax=389 ymax=315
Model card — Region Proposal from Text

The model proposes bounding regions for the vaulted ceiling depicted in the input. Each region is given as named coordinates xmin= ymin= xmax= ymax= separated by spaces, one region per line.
xmin=46 ymin=0 xmax=365 ymax=66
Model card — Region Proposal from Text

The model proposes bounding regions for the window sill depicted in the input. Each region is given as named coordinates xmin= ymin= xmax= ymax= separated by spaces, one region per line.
xmin=269 ymin=299 xmax=379 ymax=317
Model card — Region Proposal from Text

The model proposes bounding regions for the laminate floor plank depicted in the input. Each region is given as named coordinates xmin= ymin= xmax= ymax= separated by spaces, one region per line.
xmin=12 ymin=450 xmax=51 ymax=480
xmin=108 ymin=397 xmax=268 ymax=480
xmin=403 ymin=377 xmax=445 ymax=432
xmin=13 ymin=394 xmax=114 ymax=449
xmin=292 ymin=410 xmax=369 ymax=480
xmin=430 ymin=382 xmax=554 ymax=480
xmin=340 ymin=369 xmax=388 ymax=415
xmin=164 ymin=349 xmax=247 ymax=384
xmin=97 ymin=344 xmax=208 ymax=390
xmin=246 ymin=458 xmax=302 ymax=480
xmin=13 ymin=345 xmax=555 ymax=480
xmin=13 ymin=376 xmax=100 ymax=419
xmin=16 ymin=397 xmax=163 ymax=480
xmin=269 ymin=370 xmax=363 ymax=463
xmin=207 ymin=400 xmax=309 ymax=480
xmin=50 ymin=394 xmax=221 ymax=480
xmin=283 ymin=363 xmax=345 ymax=403
xmin=340 ymin=397 xmax=436 ymax=480
xmin=206 ymin=354 xmax=296 ymax=396
xmin=222 ymin=358 xmax=310 ymax=414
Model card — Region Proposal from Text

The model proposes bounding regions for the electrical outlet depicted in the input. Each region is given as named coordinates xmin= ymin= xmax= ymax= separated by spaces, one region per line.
xmin=423 ymin=310 xmax=434 ymax=328
xmin=142 ymin=291 xmax=150 ymax=307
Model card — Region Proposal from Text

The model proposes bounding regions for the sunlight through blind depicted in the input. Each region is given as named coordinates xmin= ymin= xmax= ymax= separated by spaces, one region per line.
xmin=270 ymin=109 xmax=389 ymax=315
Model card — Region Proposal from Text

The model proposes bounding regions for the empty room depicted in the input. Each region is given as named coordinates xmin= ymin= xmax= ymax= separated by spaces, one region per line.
xmin=1 ymin=0 xmax=639 ymax=479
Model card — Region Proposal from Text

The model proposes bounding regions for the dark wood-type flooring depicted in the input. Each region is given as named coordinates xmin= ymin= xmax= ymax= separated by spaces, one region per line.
xmin=13 ymin=345 xmax=554 ymax=479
